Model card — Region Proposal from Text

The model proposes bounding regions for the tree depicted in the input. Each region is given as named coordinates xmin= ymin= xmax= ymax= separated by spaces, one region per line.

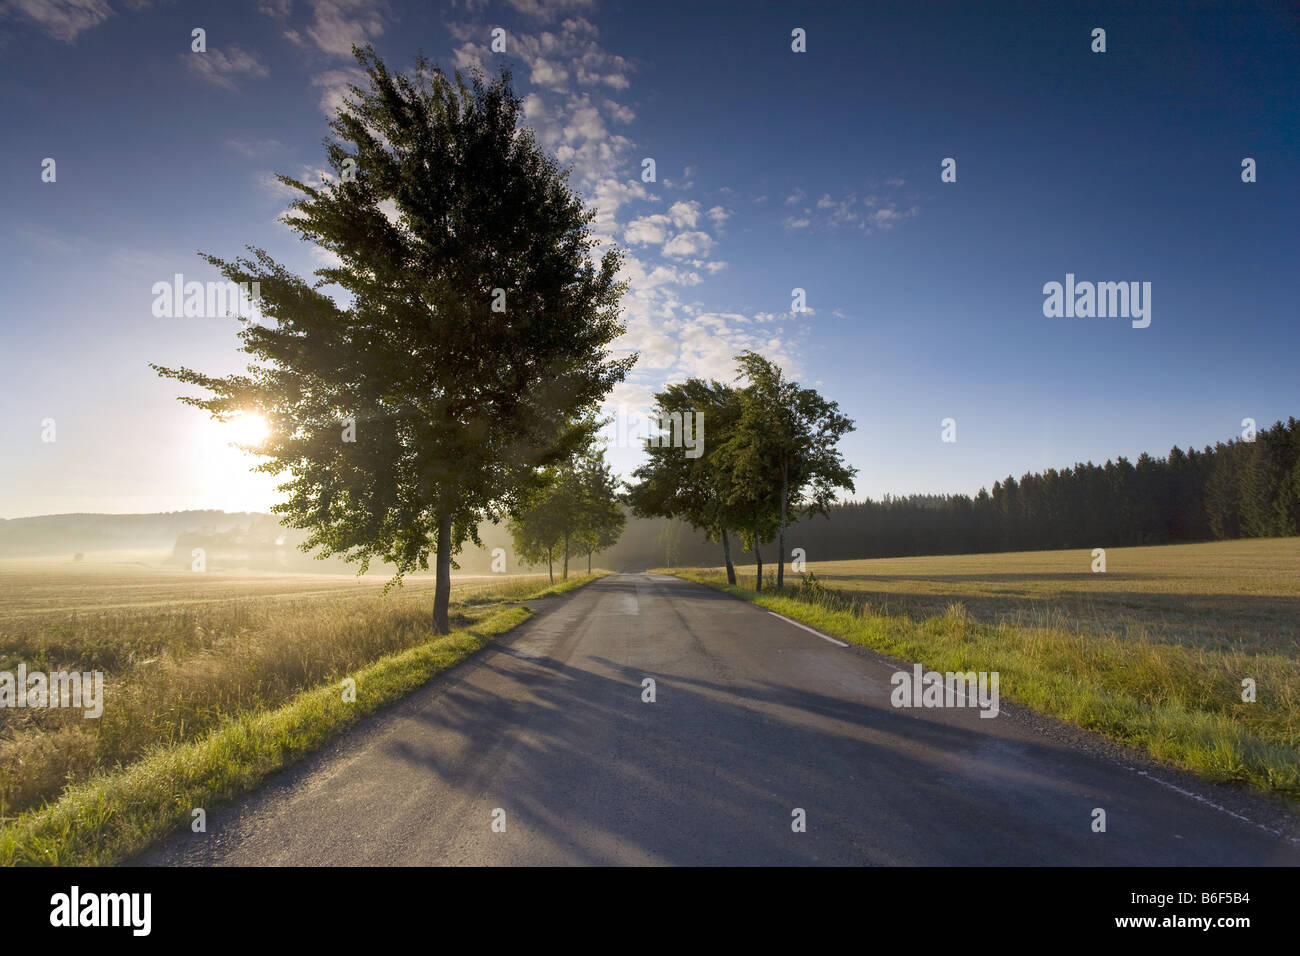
xmin=508 ymin=466 xmax=567 ymax=584
xmin=627 ymin=378 xmax=745 ymax=583
xmin=509 ymin=435 xmax=625 ymax=580
xmin=572 ymin=446 xmax=625 ymax=574
xmin=152 ymin=49 xmax=634 ymax=632
xmin=723 ymin=352 xmax=857 ymax=588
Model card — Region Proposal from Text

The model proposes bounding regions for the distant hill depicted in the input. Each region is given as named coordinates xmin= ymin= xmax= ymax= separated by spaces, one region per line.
xmin=0 ymin=511 xmax=258 ymax=558
xmin=0 ymin=509 xmax=717 ymax=573
xmin=162 ymin=510 xmax=718 ymax=574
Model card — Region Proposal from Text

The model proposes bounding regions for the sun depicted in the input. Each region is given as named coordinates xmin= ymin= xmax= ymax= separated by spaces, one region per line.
xmin=191 ymin=411 xmax=280 ymax=513
xmin=220 ymin=411 xmax=271 ymax=449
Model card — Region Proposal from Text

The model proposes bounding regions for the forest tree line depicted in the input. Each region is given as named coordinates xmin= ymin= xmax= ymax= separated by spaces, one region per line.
xmin=700 ymin=416 xmax=1300 ymax=565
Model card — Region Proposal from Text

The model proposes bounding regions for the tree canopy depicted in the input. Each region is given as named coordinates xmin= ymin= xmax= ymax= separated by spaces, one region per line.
xmin=627 ymin=378 xmax=744 ymax=582
xmin=628 ymin=352 xmax=857 ymax=589
xmin=509 ymin=437 xmax=625 ymax=581
xmin=153 ymin=47 xmax=634 ymax=631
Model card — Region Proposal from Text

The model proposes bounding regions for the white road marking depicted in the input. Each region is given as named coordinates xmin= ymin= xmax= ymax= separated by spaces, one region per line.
xmin=767 ymin=611 xmax=849 ymax=646
xmin=709 ymin=577 xmax=1297 ymax=845
xmin=1124 ymin=766 xmax=1300 ymax=845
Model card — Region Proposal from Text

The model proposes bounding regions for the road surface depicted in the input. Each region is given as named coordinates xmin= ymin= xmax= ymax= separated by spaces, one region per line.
xmin=140 ymin=573 xmax=1300 ymax=865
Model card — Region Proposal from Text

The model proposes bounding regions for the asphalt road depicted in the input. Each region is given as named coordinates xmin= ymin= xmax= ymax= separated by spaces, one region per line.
xmin=140 ymin=572 xmax=1300 ymax=865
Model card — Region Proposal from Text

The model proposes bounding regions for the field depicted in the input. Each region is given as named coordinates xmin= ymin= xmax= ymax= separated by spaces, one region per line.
xmin=0 ymin=556 xmax=564 ymax=821
xmin=782 ymin=537 xmax=1300 ymax=655
xmin=672 ymin=537 xmax=1300 ymax=797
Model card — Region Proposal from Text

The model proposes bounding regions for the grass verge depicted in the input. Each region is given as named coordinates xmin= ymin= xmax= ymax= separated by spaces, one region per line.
xmin=664 ymin=570 xmax=1300 ymax=800
xmin=0 ymin=605 xmax=535 ymax=866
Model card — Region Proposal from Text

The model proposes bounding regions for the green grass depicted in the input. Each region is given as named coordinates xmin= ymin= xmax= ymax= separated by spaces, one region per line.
xmin=663 ymin=543 xmax=1300 ymax=800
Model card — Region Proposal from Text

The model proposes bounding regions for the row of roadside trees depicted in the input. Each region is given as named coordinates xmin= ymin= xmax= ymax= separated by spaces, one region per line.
xmin=627 ymin=351 xmax=857 ymax=590
xmin=508 ymin=437 xmax=625 ymax=582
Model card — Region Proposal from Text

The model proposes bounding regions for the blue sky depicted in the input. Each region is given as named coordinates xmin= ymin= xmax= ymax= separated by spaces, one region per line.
xmin=1 ymin=0 xmax=1297 ymax=518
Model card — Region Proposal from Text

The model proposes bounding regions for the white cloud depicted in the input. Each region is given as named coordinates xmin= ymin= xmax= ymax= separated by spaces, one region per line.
xmin=662 ymin=231 xmax=714 ymax=258
xmin=529 ymin=58 xmax=569 ymax=90
xmin=311 ymin=246 xmax=345 ymax=268
xmin=590 ymin=177 xmax=650 ymax=235
xmin=186 ymin=46 xmax=270 ymax=91
xmin=256 ymin=0 xmax=292 ymax=17
xmin=788 ymin=188 xmax=919 ymax=233
xmin=666 ymin=200 xmax=700 ymax=228
xmin=624 ymin=214 xmax=671 ymax=246
xmin=440 ymin=7 xmax=785 ymax=437
xmin=310 ymin=67 xmax=366 ymax=117
xmin=2 ymin=0 xmax=112 ymax=43
xmin=529 ymin=91 xmax=633 ymax=193
xmin=604 ymin=99 xmax=635 ymax=123
xmin=663 ymin=166 xmax=695 ymax=190
xmin=376 ymin=197 xmax=401 ymax=225
xmin=614 ymin=316 xmax=678 ymax=370
xmin=256 ymin=171 xmax=302 ymax=199
xmin=304 ymin=0 xmax=388 ymax=57
xmin=785 ymin=188 xmax=806 ymax=205
xmin=575 ymin=62 xmax=629 ymax=89
xmin=507 ymin=0 xmax=597 ymax=21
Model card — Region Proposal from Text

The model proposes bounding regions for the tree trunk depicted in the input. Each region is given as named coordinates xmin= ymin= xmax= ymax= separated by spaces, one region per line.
xmin=587 ymin=551 xmax=592 ymax=574
xmin=433 ymin=509 xmax=453 ymax=634
xmin=721 ymin=528 xmax=736 ymax=585
xmin=777 ymin=463 xmax=788 ymax=589
xmin=547 ymin=549 xmax=554 ymax=584
xmin=563 ymin=530 xmax=569 ymax=580
xmin=753 ymin=525 xmax=763 ymax=592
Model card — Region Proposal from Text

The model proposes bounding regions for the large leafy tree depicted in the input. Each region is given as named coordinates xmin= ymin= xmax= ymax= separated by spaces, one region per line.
xmin=627 ymin=378 xmax=745 ymax=583
xmin=724 ymin=351 xmax=857 ymax=589
xmin=153 ymin=49 xmax=634 ymax=632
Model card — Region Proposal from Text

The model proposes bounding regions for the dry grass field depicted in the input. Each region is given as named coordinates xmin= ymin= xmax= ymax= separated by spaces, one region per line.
xmin=0 ymin=557 xmax=558 ymax=820
xmin=730 ymin=537 xmax=1300 ymax=655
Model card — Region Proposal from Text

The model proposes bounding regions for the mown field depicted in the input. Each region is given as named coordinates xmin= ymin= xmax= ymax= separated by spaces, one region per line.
xmin=0 ymin=558 xmax=561 ymax=821
xmin=671 ymin=537 xmax=1300 ymax=797
xmin=782 ymin=537 xmax=1300 ymax=655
